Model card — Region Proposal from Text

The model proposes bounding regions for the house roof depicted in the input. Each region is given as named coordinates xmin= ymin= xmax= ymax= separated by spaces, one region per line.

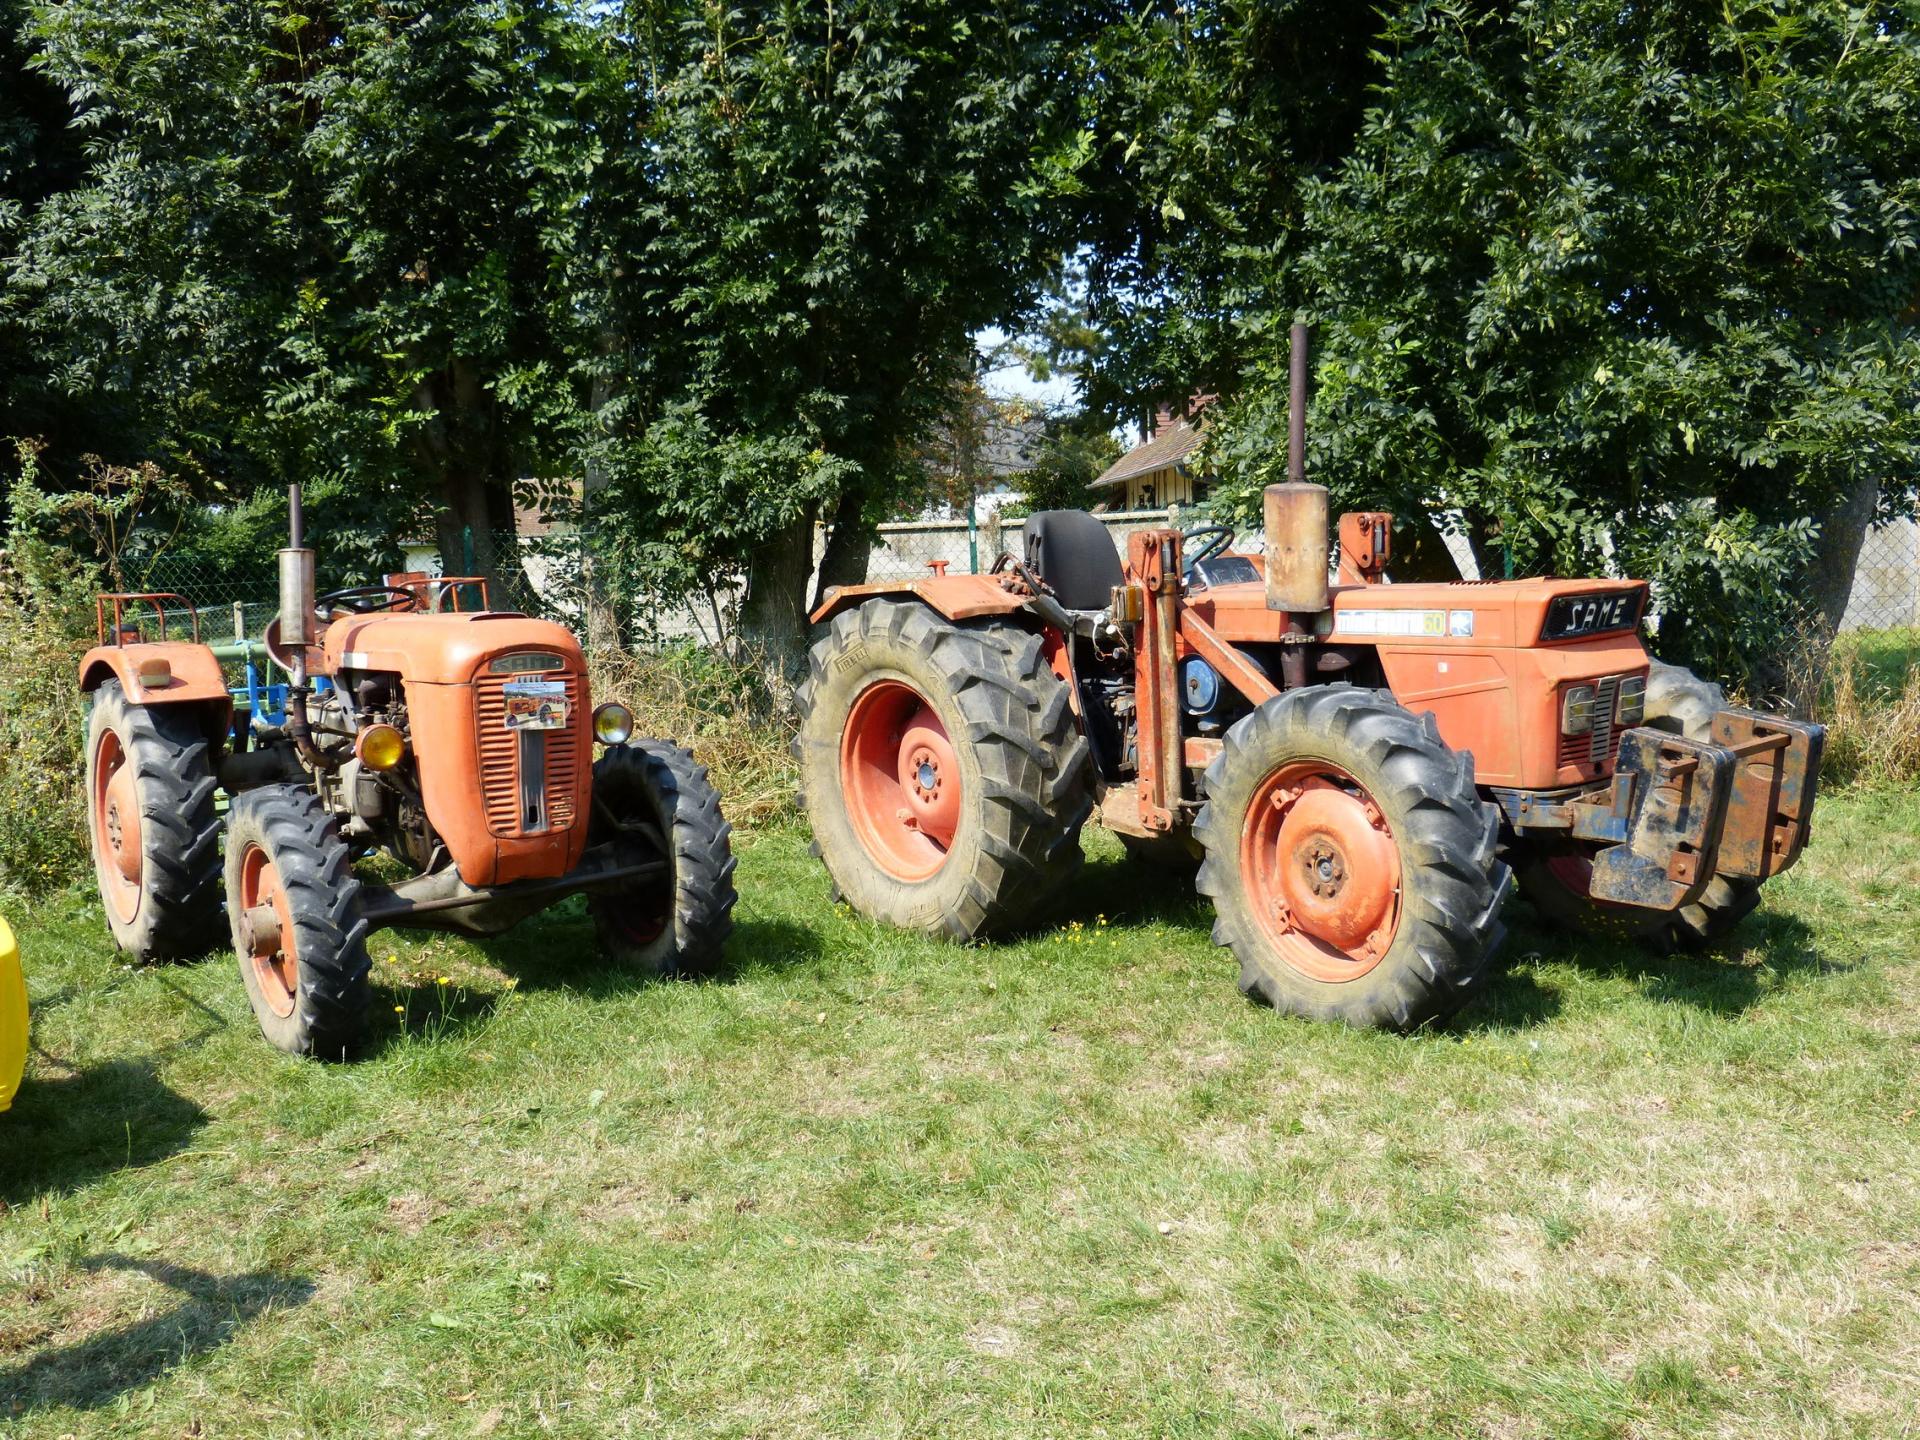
xmin=1092 ymin=416 xmax=1205 ymax=490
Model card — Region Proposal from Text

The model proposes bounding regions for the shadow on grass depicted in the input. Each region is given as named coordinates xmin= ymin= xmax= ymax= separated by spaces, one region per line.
xmin=355 ymin=907 xmax=827 ymax=1055
xmin=1067 ymin=847 xmax=1832 ymax=1029
xmin=1507 ymin=902 xmax=1837 ymax=1017
xmin=0 ymin=1060 xmax=208 ymax=1207
xmin=0 ymin=1256 xmax=312 ymax=1416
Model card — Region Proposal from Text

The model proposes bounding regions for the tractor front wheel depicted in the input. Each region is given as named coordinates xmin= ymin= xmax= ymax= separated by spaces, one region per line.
xmin=1513 ymin=660 xmax=1761 ymax=952
xmin=224 ymin=785 xmax=371 ymax=1060
xmin=795 ymin=600 xmax=1092 ymax=940
xmin=587 ymin=742 xmax=737 ymax=977
xmin=1195 ymin=686 xmax=1511 ymax=1029
xmin=85 ymin=680 xmax=223 ymax=962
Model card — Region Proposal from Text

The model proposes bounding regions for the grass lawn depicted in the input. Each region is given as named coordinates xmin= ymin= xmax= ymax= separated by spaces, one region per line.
xmin=3 ymin=788 xmax=1918 ymax=1439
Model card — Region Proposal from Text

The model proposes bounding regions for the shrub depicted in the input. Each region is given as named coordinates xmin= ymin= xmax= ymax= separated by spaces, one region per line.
xmin=586 ymin=640 xmax=798 ymax=824
xmin=0 ymin=530 xmax=98 ymax=897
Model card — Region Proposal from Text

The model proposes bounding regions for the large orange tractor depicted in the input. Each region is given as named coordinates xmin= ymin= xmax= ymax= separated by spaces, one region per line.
xmin=80 ymin=486 xmax=736 ymax=1058
xmin=797 ymin=328 xmax=1823 ymax=1028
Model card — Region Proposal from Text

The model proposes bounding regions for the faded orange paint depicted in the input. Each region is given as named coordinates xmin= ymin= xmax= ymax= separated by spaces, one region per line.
xmin=79 ymin=642 xmax=233 ymax=719
xmin=809 ymin=574 xmax=1030 ymax=626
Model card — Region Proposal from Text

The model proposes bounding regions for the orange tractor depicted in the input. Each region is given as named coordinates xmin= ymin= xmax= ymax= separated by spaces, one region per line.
xmin=797 ymin=328 xmax=1823 ymax=1028
xmin=80 ymin=486 xmax=736 ymax=1058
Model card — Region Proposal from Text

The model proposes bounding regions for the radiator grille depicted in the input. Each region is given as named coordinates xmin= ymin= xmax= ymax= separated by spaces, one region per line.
xmin=475 ymin=672 xmax=584 ymax=837
xmin=1557 ymin=674 xmax=1625 ymax=771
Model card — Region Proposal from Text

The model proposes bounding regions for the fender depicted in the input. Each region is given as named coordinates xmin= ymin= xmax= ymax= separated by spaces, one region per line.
xmin=79 ymin=641 xmax=233 ymax=720
xmin=810 ymin=575 xmax=1033 ymax=627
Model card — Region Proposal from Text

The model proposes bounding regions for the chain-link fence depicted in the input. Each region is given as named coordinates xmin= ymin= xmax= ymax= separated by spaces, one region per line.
xmin=113 ymin=509 xmax=1920 ymax=649
xmin=1839 ymin=519 xmax=1920 ymax=632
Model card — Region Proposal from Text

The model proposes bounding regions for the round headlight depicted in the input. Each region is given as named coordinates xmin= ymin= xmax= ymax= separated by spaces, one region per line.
xmin=593 ymin=702 xmax=634 ymax=746
xmin=355 ymin=722 xmax=407 ymax=771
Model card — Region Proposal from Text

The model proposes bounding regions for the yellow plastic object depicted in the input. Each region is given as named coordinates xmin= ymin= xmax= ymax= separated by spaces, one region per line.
xmin=0 ymin=917 xmax=23 ymax=1113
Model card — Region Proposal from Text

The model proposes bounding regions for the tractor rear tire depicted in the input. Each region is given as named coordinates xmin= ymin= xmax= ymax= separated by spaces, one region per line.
xmin=1194 ymin=686 xmax=1511 ymax=1030
xmin=225 ymin=785 xmax=371 ymax=1060
xmin=1514 ymin=660 xmax=1761 ymax=952
xmin=85 ymin=680 xmax=224 ymax=962
xmin=587 ymin=741 xmax=737 ymax=977
xmin=795 ymin=599 xmax=1093 ymax=940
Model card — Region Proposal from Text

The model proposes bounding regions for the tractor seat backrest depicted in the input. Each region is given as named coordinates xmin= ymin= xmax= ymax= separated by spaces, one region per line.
xmin=1023 ymin=510 xmax=1124 ymax=610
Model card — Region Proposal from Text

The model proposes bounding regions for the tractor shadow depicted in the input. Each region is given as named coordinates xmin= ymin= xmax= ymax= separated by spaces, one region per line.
xmin=1062 ymin=845 xmax=1828 ymax=1030
xmin=1 ymin=1059 xmax=209 ymax=1208
xmin=1501 ymin=902 xmax=1837 ymax=1020
xmin=0 ymin=1255 xmax=312 ymax=1416
xmin=359 ymin=905 xmax=825 ymax=1051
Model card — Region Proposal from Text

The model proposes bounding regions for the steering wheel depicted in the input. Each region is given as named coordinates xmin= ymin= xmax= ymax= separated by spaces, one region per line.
xmin=316 ymin=584 xmax=423 ymax=617
xmin=1182 ymin=524 xmax=1234 ymax=569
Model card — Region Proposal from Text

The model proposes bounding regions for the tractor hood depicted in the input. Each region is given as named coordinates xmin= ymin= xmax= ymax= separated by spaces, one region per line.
xmin=323 ymin=611 xmax=585 ymax=684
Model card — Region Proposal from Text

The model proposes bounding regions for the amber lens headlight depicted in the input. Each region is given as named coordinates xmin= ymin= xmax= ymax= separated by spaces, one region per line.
xmin=1616 ymin=674 xmax=1647 ymax=726
xmin=355 ymin=723 xmax=407 ymax=771
xmin=593 ymin=702 xmax=634 ymax=746
xmin=1561 ymin=684 xmax=1596 ymax=736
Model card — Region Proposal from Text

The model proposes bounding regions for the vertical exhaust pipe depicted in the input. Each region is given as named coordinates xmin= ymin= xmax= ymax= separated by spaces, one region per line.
xmin=279 ymin=483 xmax=324 ymax=765
xmin=1264 ymin=323 xmax=1330 ymax=617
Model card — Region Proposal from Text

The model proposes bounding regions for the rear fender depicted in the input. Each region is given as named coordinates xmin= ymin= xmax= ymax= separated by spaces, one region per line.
xmin=79 ymin=643 xmax=233 ymax=731
xmin=809 ymin=576 xmax=1032 ymax=626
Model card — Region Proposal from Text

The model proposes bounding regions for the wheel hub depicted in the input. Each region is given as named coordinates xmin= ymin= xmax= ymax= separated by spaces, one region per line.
xmin=840 ymin=680 xmax=963 ymax=882
xmin=238 ymin=845 xmax=299 ymax=1021
xmin=1242 ymin=768 xmax=1403 ymax=981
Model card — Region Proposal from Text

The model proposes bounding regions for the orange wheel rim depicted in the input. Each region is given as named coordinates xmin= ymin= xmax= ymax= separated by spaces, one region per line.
xmin=239 ymin=844 xmax=300 ymax=1020
xmin=840 ymin=679 xmax=961 ymax=882
xmin=91 ymin=729 xmax=141 ymax=924
xmin=1240 ymin=760 xmax=1402 ymax=982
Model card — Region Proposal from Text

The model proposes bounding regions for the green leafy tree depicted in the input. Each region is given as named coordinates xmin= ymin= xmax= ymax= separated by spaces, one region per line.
xmin=14 ymin=0 xmax=602 ymax=584
xmin=1068 ymin=1 xmax=1920 ymax=686
xmin=573 ymin=0 xmax=1086 ymax=667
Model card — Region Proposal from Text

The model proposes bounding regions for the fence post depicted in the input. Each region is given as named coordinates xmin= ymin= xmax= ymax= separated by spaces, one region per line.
xmin=232 ymin=602 xmax=246 ymax=644
xmin=462 ymin=526 xmax=476 ymax=577
xmin=968 ymin=494 xmax=979 ymax=575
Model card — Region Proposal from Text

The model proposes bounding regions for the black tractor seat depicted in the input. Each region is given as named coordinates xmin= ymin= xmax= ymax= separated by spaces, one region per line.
xmin=1023 ymin=509 xmax=1124 ymax=611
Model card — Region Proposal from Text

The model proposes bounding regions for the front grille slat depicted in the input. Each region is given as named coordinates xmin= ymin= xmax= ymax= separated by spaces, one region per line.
xmin=1558 ymin=673 xmax=1628 ymax=772
xmin=474 ymin=671 xmax=584 ymax=837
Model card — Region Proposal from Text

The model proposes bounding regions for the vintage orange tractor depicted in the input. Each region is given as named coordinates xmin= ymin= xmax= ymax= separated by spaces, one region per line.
xmin=79 ymin=486 xmax=736 ymax=1058
xmin=796 ymin=328 xmax=1823 ymax=1028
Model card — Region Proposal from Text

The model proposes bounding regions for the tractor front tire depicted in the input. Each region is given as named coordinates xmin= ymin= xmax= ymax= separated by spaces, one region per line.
xmin=1514 ymin=660 xmax=1760 ymax=951
xmin=795 ymin=600 xmax=1093 ymax=941
xmin=225 ymin=785 xmax=371 ymax=1060
xmin=587 ymin=741 xmax=737 ymax=977
xmin=1195 ymin=686 xmax=1512 ymax=1030
xmin=85 ymin=680 xmax=223 ymax=962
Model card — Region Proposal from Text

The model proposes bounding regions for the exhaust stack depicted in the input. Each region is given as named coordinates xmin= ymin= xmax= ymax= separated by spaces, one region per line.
xmin=278 ymin=482 xmax=325 ymax=766
xmin=1264 ymin=323 xmax=1330 ymax=615
xmin=278 ymin=482 xmax=317 ymax=649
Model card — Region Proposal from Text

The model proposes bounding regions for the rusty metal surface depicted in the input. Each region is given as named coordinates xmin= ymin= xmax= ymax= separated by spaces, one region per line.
xmin=1580 ymin=730 xmax=1734 ymax=910
xmin=808 ymin=573 xmax=1030 ymax=626
xmin=1177 ymin=607 xmax=1279 ymax=706
xmin=1709 ymin=708 xmax=1825 ymax=880
xmin=1262 ymin=483 xmax=1330 ymax=613
xmin=1336 ymin=512 xmax=1392 ymax=585
xmin=1128 ymin=530 xmax=1183 ymax=831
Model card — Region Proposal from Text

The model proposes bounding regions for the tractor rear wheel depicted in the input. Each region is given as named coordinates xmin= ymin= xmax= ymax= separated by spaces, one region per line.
xmin=1195 ymin=686 xmax=1511 ymax=1029
xmin=1514 ymin=660 xmax=1761 ymax=951
xmin=225 ymin=785 xmax=371 ymax=1060
xmin=85 ymin=680 xmax=223 ymax=962
xmin=587 ymin=741 xmax=737 ymax=977
xmin=795 ymin=600 xmax=1092 ymax=940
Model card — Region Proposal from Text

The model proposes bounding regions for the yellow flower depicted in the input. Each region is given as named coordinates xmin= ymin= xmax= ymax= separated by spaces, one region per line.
xmin=393 ymin=1004 xmax=404 ymax=1014
xmin=437 ymin=976 xmax=452 ymax=987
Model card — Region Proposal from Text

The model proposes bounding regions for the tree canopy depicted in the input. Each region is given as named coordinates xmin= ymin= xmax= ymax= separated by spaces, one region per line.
xmin=2 ymin=0 xmax=1915 ymax=680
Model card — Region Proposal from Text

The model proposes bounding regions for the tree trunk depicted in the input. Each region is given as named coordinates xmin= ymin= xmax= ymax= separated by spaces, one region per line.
xmin=812 ymin=487 xmax=872 ymax=608
xmin=740 ymin=506 xmax=820 ymax=685
xmin=1805 ymin=476 xmax=1880 ymax=643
